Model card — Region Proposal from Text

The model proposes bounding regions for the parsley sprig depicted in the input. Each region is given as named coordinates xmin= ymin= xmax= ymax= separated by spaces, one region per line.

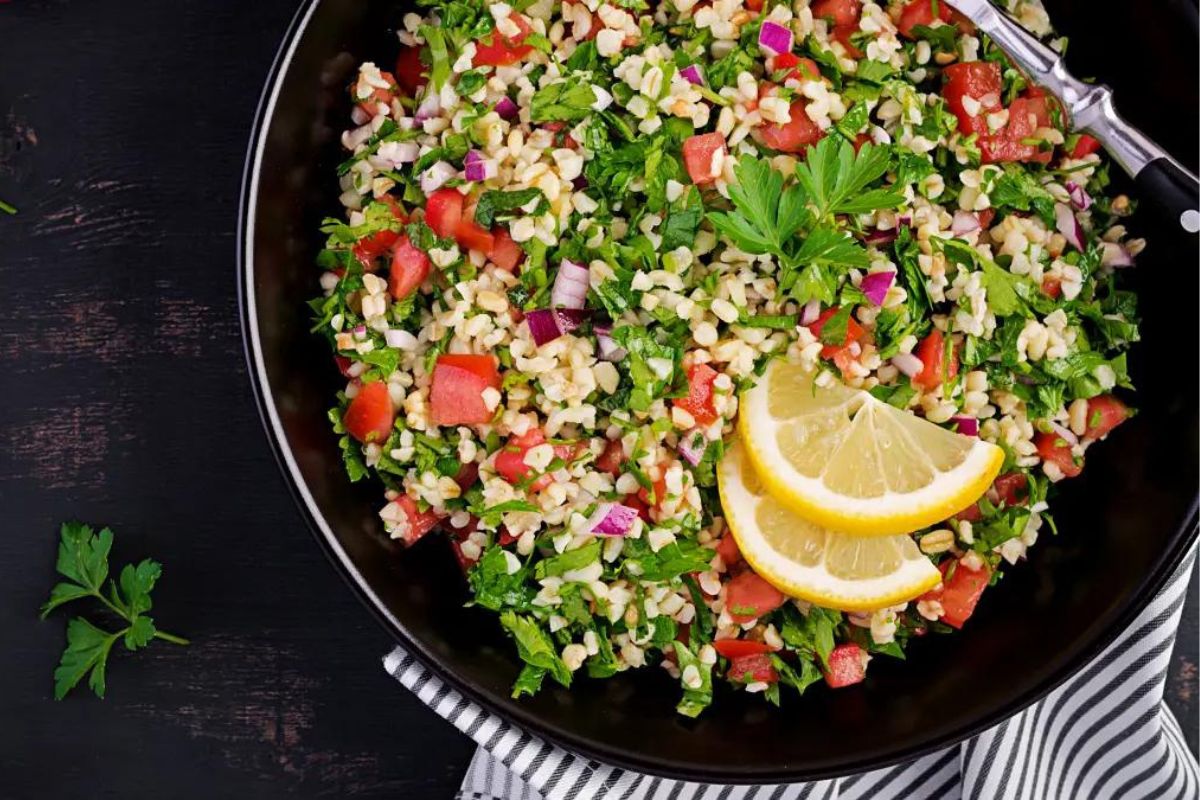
xmin=40 ymin=523 xmax=188 ymax=699
xmin=707 ymin=137 xmax=904 ymax=304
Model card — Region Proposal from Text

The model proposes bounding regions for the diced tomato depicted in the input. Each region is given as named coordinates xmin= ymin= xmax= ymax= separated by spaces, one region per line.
xmin=473 ymin=14 xmax=535 ymax=67
xmin=977 ymin=208 xmax=996 ymax=228
xmin=806 ymin=307 xmax=867 ymax=360
xmin=395 ymin=46 xmax=428 ymax=95
xmin=771 ymin=53 xmax=822 ymax=82
xmin=455 ymin=461 xmax=480 ymax=492
xmin=1070 ymin=134 xmax=1102 ymax=159
xmin=823 ymin=643 xmax=866 ymax=688
xmin=344 ymin=381 xmax=394 ymax=443
xmin=745 ymin=0 xmax=764 ymax=9
xmin=623 ymin=493 xmax=652 ymax=522
xmin=920 ymin=559 xmax=990 ymax=628
xmin=1083 ymin=395 xmax=1130 ymax=441
xmin=356 ymin=70 xmax=398 ymax=115
xmin=852 ymin=132 xmax=873 ymax=153
xmin=758 ymin=100 xmax=824 ymax=154
xmin=494 ymin=428 xmax=575 ymax=491
xmin=715 ymin=534 xmax=742 ymax=567
xmin=455 ymin=218 xmax=495 ymax=254
xmin=912 ymin=329 xmax=958 ymax=391
xmin=388 ymin=235 xmax=431 ymax=300
xmin=450 ymin=540 xmax=475 ymax=572
xmin=725 ymin=571 xmax=786 ymax=623
xmin=811 ymin=0 xmax=861 ymax=27
xmin=1035 ymin=431 xmax=1083 ymax=478
xmin=673 ymin=363 xmax=721 ymax=427
xmin=682 ymin=132 xmax=726 ymax=185
xmin=953 ymin=503 xmax=983 ymax=523
xmin=727 ymin=653 xmax=778 ymax=683
xmin=425 ymin=188 xmax=464 ymax=239
xmin=991 ymin=472 xmax=1028 ymax=507
xmin=334 ymin=355 xmax=354 ymax=378
xmin=638 ymin=474 xmax=669 ymax=509
xmin=497 ymin=526 xmax=519 ymax=546
xmin=897 ymin=0 xmax=953 ymax=37
xmin=1041 ymin=276 xmax=1062 ymax=299
xmin=980 ymin=94 xmax=1057 ymax=165
xmin=429 ymin=354 xmax=501 ymax=426
xmin=488 ymin=227 xmax=524 ymax=271
xmin=713 ymin=639 xmax=772 ymax=659
xmin=596 ymin=438 xmax=625 ymax=476
xmin=352 ymin=229 xmax=400 ymax=269
xmin=830 ymin=24 xmax=864 ymax=58
xmin=391 ymin=495 xmax=442 ymax=545
xmin=942 ymin=61 xmax=1002 ymax=135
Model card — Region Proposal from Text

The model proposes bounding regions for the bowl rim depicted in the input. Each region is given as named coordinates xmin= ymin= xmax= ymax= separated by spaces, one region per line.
xmin=236 ymin=0 xmax=1199 ymax=782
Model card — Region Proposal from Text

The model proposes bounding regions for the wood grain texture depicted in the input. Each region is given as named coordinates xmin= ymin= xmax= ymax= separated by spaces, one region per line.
xmin=0 ymin=0 xmax=1194 ymax=797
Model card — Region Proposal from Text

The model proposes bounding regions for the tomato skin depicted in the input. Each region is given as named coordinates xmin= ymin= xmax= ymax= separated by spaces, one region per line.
xmin=897 ymin=0 xmax=953 ymax=37
xmin=488 ymin=227 xmax=524 ymax=271
xmin=715 ymin=534 xmax=742 ymax=567
xmin=595 ymin=438 xmax=625 ymax=476
xmin=356 ymin=70 xmax=398 ymax=115
xmin=682 ymin=132 xmax=727 ymax=185
xmin=673 ymin=363 xmax=721 ymax=426
xmin=344 ymin=381 xmax=395 ymax=443
xmin=1041 ymin=276 xmax=1062 ymax=299
xmin=388 ymin=235 xmax=431 ymax=300
xmin=759 ymin=100 xmax=824 ymax=154
xmin=455 ymin=218 xmax=496 ymax=254
xmin=623 ymin=493 xmax=652 ymax=522
xmin=991 ymin=472 xmax=1028 ymax=507
xmin=1035 ymin=431 xmax=1083 ymax=478
xmin=425 ymin=188 xmax=464 ymax=239
xmin=823 ymin=644 xmax=866 ymax=688
xmin=395 ymin=46 xmax=428 ymax=95
xmin=920 ymin=560 xmax=990 ymax=629
xmin=806 ymin=307 xmax=866 ymax=360
xmin=727 ymin=653 xmax=778 ymax=683
xmin=912 ymin=329 xmax=958 ymax=391
xmin=745 ymin=0 xmax=764 ymax=9
xmin=980 ymin=94 xmax=1056 ymax=164
xmin=713 ymin=639 xmax=770 ymax=659
xmin=1070 ymin=134 xmax=1102 ymax=159
xmin=429 ymin=354 xmax=501 ymax=427
xmin=772 ymin=53 xmax=822 ymax=82
xmin=638 ymin=474 xmax=669 ymax=509
xmin=455 ymin=461 xmax=480 ymax=492
xmin=473 ymin=14 xmax=534 ymax=66
xmin=392 ymin=495 xmax=442 ymax=545
xmin=1083 ymin=395 xmax=1130 ymax=441
xmin=811 ymin=0 xmax=861 ymax=27
xmin=352 ymin=230 xmax=400 ymax=269
xmin=725 ymin=571 xmax=786 ymax=623
xmin=830 ymin=24 xmax=864 ymax=58
xmin=942 ymin=62 xmax=1003 ymax=135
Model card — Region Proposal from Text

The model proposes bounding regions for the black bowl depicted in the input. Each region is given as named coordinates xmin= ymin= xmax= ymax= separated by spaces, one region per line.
xmin=238 ymin=0 xmax=1198 ymax=782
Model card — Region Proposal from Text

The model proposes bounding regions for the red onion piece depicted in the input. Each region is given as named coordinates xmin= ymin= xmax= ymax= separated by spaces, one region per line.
xmin=414 ymin=92 xmax=441 ymax=125
xmin=526 ymin=308 xmax=591 ymax=346
xmin=950 ymin=416 xmax=979 ymax=436
xmin=420 ymin=161 xmax=457 ymax=194
xmin=859 ymin=271 xmax=895 ymax=306
xmin=593 ymin=323 xmax=627 ymax=361
xmin=588 ymin=502 xmax=638 ymax=536
xmin=892 ymin=352 xmax=923 ymax=378
xmin=951 ymin=210 xmax=981 ymax=236
xmin=1100 ymin=241 xmax=1134 ymax=268
xmin=757 ymin=21 xmax=794 ymax=56
xmin=351 ymin=106 xmax=371 ymax=126
xmin=864 ymin=229 xmax=898 ymax=246
xmin=551 ymin=259 xmax=590 ymax=310
xmin=680 ymin=64 xmax=705 ymax=85
xmin=799 ymin=299 xmax=821 ymax=326
xmin=677 ymin=428 xmax=707 ymax=466
xmin=1054 ymin=203 xmax=1085 ymax=252
xmin=464 ymin=150 xmax=496 ymax=182
xmin=1064 ymin=180 xmax=1092 ymax=211
xmin=494 ymin=96 xmax=519 ymax=120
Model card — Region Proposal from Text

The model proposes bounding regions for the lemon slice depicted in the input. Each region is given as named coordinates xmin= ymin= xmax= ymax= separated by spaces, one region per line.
xmin=738 ymin=360 xmax=1003 ymax=536
xmin=718 ymin=440 xmax=941 ymax=611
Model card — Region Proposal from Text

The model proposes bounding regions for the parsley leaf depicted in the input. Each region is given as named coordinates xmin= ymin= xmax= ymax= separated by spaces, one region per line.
xmin=531 ymin=78 xmax=598 ymax=122
xmin=707 ymin=154 xmax=809 ymax=260
xmin=499 ymin=612 xmax=573 ymax=692
xmin=794 ymin=137 xmax=903 ymax=218
xmin=41 ymin=523 xmax=188 ymax=699
xmin=473 ymin=188 xmax=548 ymax=227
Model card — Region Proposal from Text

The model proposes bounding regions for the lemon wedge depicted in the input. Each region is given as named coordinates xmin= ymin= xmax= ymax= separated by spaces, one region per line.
xmin=718 ymin=439 xmax=942 ymax=611
xmin=738 ymin=360 xmax=1003 ymax=536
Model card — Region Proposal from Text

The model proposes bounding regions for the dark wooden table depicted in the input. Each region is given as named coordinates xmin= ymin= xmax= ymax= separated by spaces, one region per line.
xmin=0 ymin=1 xmax=1195 ymax=797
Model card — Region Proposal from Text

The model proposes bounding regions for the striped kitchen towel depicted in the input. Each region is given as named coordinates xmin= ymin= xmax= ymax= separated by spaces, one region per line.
xmin=384 ymin=545 xmax=1198 ymax=800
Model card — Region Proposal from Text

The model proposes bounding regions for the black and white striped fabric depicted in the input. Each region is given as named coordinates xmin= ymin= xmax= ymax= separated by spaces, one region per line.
xmin=384 ymin=546 xmax=1197 ymax=800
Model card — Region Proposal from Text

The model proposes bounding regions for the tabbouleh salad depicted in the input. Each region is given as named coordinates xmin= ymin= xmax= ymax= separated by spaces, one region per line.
xmin=312 ymin=0 xmax=1141 ymax=714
